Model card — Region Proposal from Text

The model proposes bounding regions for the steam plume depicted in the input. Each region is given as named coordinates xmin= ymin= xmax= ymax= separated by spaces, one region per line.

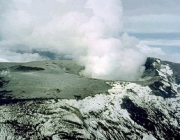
xmin=0 ymin=0 xmax=147 ymax=80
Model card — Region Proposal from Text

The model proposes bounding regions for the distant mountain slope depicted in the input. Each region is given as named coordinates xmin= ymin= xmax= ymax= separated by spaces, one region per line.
xmin=0 ymin=58 xmax=180 ymax=140
xmin=0 ymin=60 xmax=110 ymax=101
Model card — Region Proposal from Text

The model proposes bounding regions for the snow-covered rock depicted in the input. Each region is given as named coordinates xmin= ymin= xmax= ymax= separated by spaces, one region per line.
xmin=0 ymin=58 xmax=180 ymax=140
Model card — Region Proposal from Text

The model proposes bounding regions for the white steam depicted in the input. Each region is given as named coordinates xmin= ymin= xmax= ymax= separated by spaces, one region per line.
xmin=0 ymin=0 xmax=147 ymax=80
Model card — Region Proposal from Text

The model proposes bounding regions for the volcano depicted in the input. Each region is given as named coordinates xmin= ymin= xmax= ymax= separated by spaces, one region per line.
xmin=0 ymin=57 xmax=180 ymax=140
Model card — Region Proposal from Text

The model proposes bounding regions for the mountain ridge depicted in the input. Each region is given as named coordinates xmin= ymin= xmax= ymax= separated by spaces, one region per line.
xmin=0 ymin=57 xmax=180 ymax=140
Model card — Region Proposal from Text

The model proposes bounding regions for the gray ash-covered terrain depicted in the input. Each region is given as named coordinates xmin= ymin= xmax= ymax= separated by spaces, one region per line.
xmin=0 ymin=58 xmax=180 ymax=140
xmin=0 ymin=60 xmax=110 ymax=101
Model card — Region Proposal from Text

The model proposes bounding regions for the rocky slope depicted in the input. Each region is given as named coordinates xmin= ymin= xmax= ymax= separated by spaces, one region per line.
xmin=0 ymin=58 xmax=180 ymax=140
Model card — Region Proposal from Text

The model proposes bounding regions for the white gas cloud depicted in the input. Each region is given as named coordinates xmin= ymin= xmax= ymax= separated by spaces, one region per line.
xmin=137 ymin=43 xmax=180 ymax=63
xmin=2 ymin=0 xmax=174 ymax=80
xmin=0 ymin=48 xmax=46 ymax=62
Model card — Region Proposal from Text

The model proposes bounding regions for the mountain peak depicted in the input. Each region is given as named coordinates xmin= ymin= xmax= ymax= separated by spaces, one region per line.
xmin=0 ymin=58 xmax=180 ymax=139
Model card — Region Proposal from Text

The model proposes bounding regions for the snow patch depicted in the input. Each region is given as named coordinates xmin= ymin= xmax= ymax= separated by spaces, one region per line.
xmin=143 ymin=134 xmax=157 ymax=140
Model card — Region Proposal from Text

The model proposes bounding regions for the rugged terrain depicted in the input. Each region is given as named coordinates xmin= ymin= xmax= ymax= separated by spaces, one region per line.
xmin=0 ymin=58 xmax=180 ymax=140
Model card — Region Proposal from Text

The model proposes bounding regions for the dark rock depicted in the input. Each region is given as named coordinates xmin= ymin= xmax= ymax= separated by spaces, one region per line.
xmin=10 ymin=65 xmax=45 ymax=72
xmin=0 ymin=77 xmax=9 ymax=88
xmin=121 ymin=97 xmax=155 ymax=132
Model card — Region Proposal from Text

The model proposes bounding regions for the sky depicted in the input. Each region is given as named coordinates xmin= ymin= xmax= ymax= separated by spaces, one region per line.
xmin=0 ymin=0 xmax=180 ymax=80
xmin=122 ymin=0 xmax=180 ymax=33
xmin=122 ymin=0 xmax=180 ymax=61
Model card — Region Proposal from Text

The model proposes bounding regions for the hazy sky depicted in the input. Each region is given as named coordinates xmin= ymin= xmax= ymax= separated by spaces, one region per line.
xmin=122 ymin=0 xmax=180 ymax=33
xmin=120 ymin=0 xmax=180 ymax=62
xmin=0 ymin=0 xmax=179 ymax=80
